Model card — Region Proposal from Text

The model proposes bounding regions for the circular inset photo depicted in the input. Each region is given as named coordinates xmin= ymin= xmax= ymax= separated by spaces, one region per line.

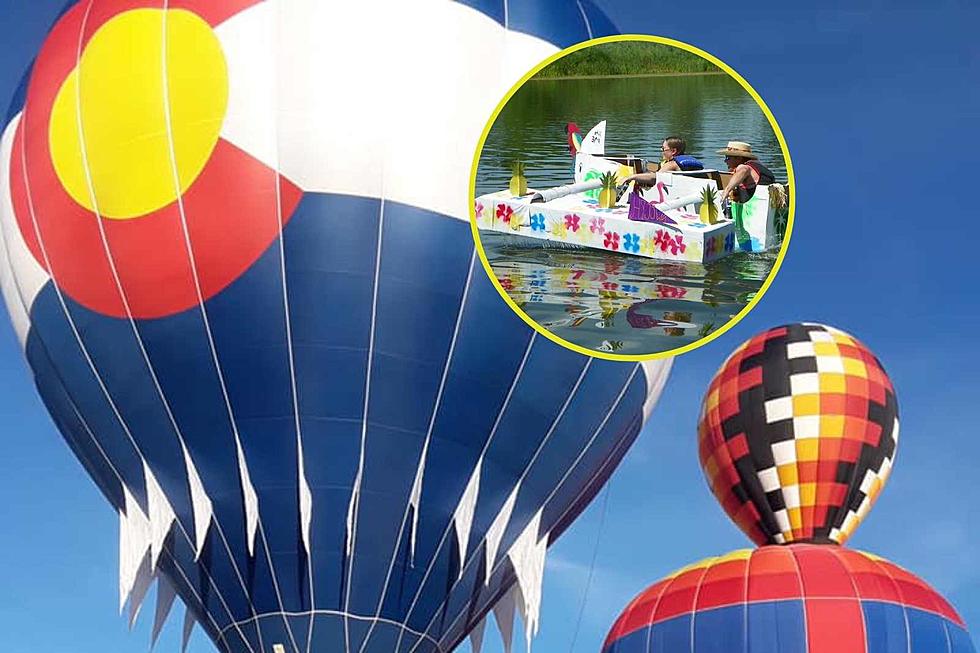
xmin=470 ymin=36 xmax=794 ymax=360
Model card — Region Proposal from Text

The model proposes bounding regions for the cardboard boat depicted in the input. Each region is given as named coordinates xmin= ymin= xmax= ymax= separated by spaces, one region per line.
xmin=475 ymin=122 xmax=788 ymax=262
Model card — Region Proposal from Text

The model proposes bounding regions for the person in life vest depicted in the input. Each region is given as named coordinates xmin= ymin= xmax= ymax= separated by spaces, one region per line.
xmin=622 ymin=136 xmax=704 ymax=186
xmin=717 ymin=141 xmax=776 ymax=203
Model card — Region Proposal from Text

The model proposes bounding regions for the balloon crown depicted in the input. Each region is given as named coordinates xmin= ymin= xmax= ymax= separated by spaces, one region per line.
xmin=698 ymin=323 xmax=899 ymax=546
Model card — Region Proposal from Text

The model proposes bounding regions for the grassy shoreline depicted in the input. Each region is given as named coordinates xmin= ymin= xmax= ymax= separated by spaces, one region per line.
xmin=535 ymin=41 xmax=718 ymax=78
xmin=532 ymin=70 xmax=728 ymax=81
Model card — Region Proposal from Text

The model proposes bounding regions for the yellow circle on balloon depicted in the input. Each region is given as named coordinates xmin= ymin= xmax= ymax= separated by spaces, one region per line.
xmin=49 ymin=8 xmax=228 ymax=220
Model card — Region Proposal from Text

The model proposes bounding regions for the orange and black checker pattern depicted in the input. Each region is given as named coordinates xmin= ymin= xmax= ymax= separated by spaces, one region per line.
xmin=698 ymin=324 xmax=899 ymax=545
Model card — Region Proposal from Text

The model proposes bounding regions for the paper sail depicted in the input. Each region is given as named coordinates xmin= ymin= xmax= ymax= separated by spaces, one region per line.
xmin=628 ymin=192 xmax=677 ymax=224
xmin=582 ymin=121 xmax=606 ymax=155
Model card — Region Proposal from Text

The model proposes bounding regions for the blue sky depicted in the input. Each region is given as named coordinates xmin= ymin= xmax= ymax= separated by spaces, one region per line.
xmin=0 ymin=1 xmax=978 ymax=652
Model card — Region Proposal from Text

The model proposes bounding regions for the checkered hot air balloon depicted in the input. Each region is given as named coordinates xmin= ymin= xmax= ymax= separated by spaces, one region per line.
xmin=603 ymin=324 xmax=975 ymax=653
xmin=698 ymin=323 xmax=899 ymax=545
xmin=0 ymin=3 xmax=672 ymax=653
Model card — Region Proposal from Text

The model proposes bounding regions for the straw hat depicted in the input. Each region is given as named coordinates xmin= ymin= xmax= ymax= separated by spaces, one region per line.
xmin=716 ymin=141 xmax=758 ymax=160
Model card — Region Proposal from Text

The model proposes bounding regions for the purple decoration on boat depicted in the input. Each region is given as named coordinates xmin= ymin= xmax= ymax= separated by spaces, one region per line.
xmin=628 ymin=192 xmax=676 ymax=224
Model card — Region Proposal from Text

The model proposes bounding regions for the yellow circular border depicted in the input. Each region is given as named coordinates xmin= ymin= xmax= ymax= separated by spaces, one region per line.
xmin=468 ymin=34 xmax=795 ymax=362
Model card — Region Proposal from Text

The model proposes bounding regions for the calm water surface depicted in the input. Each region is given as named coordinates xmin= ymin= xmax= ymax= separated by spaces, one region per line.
xmin=476 ymin=75 xmax=787 ymax=355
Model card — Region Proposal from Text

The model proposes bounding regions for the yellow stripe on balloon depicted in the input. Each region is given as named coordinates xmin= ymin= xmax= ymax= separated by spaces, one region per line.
xmin=49 ymin=8 xmax=228 ymax=219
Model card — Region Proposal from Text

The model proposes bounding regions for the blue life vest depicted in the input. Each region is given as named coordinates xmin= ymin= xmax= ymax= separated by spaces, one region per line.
xmin=673 ymin=154 xmax=704 ymax=171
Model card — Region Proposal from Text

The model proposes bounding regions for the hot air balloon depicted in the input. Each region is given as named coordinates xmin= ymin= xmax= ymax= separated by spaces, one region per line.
xmin=603 ymin=323 xmax=975 ymax=653
xmin=0 ymin=3 xmax=672 ymax=653
xmin=603 ymin=546 xmax=976 ymax=653
xmin=698 ymin=323 xmax=898 ymax=545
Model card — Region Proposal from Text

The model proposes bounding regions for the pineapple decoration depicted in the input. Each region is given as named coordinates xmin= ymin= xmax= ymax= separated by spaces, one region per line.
xmin=698 ymin=185 xmax=719 ymax=224
xmin=603 ymin=324 xmax=977 ymax=653
xmin=598 ymin=170 xmax=619 ymax=209
xmin=509 ymin=160 xmax=528 ymax=197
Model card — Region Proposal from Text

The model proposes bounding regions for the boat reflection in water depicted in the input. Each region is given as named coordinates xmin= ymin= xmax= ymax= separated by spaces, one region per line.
xmin=483 ymin=232 xmax=775 ymax=355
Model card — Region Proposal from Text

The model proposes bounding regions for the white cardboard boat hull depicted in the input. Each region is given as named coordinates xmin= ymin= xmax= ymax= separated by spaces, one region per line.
xmin=475 ymin=189 xmax=737 ymax=264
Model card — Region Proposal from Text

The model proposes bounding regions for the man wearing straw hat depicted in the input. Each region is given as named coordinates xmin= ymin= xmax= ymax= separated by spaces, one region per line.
xmin=717 ymin=141 xmax=776 ymax=203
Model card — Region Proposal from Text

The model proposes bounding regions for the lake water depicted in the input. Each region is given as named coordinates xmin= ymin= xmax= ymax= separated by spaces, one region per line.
xmin=475 ymin=74 xmax=787 ymax=355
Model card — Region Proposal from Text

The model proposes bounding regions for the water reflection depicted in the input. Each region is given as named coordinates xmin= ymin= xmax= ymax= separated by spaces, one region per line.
xmin=484 ymin=232 xmax=776 ymax=354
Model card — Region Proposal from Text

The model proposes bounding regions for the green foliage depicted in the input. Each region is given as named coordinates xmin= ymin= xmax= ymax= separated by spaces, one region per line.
xmin=700 ymin=185 xmax=717 ymax=205
xmin=599 ymin=170 xmax=618 ymax=191
xmin=535 ymin=42 xmax=719 ymax=78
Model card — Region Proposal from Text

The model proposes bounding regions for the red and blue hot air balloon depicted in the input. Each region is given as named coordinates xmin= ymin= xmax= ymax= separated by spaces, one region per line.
xmin=603 ymin=324 xmax=974 ymax=653
xmin=0 ymin=3 xmax=672 ymax=653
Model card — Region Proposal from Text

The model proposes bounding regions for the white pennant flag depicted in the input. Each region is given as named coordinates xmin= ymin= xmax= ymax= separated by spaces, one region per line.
xmin=407 ymin=439 xmax=429 ymax=565
xmin=346 ymin=465 xmax=363 ymax=556
xmin=452 ymin=459 xmax=482 ymax=576
xmin=151 ymin=576 xmax=178 ymax=648
xmin=181 ymin=605 xmax=196 ymax=653
xmin=143 ymin=462 xmax=176 ymax=571
xmin=182 ymin=443 xmax=213 ymax=560
xmin=507 ymin=512 xmax=548 ymax=653
xmin=236 ymin=441 xmax=260 ymax=556
xmin=120 ymin=487 xmax=151 ymax=613
xmin=469 ymin=614 xmax=487 ymax=653
xmin=128 ymin=555 xmax=154 ymax=629
xmin=298 ymin=437 xmax=313 ymax=554
xmin=493 ymin=584 xmax=518 ymax=653
xmin=484 ymin=481 xmax=520 ymax=584
xmin=640 ymin=359 xmax=673 ymax=421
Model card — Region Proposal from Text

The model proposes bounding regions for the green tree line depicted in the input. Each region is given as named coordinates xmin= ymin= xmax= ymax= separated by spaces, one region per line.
xmin=535 ymin=42 xmax=720 ymax=78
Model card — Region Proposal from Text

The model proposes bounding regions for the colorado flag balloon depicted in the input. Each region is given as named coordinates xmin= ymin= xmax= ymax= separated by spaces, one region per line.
xmin=0 ymin=3 xmax=672 ymax=653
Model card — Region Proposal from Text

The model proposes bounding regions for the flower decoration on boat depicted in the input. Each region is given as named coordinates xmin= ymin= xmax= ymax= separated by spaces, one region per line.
xmin=623 ymin=233 xmax=641 ymax=253
xmin=474 ymin=200 xmax=485 ymax=222
xmin=496 ymin=203 xmax=513 ymax=223
xmin=590 ymin=217 xmax=606 ymax=235
xmin=725 ymin=232 xmax=735 ymax=252
xmin=530 ymin=213 xmax=546 ymax=232
xmin=500 ymin=277 xmax=514 ymax=291
xmin=622 ymin=284 xmax=639 ymax=294
xmin=641 ymin=234 xmax=658 ymax=256
xmin=604 ymin=231 xmax=621 ymax=251
xmin=604 ymin=261 xmax=623 ymax=275
xmin=705 ymin=235 xmax=718 ymax=256
xmin=509 ymin=211 xmax=524 ymax=231
xmin=602 ymin=282 xmax=619 ymax=291
xmin=549 ymin=218 xmax=568 ymax=239
xmin=655 ymin=230 xmax=686 ymax=255
xmin=564 ymin=214 xmax=581 ymax=232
